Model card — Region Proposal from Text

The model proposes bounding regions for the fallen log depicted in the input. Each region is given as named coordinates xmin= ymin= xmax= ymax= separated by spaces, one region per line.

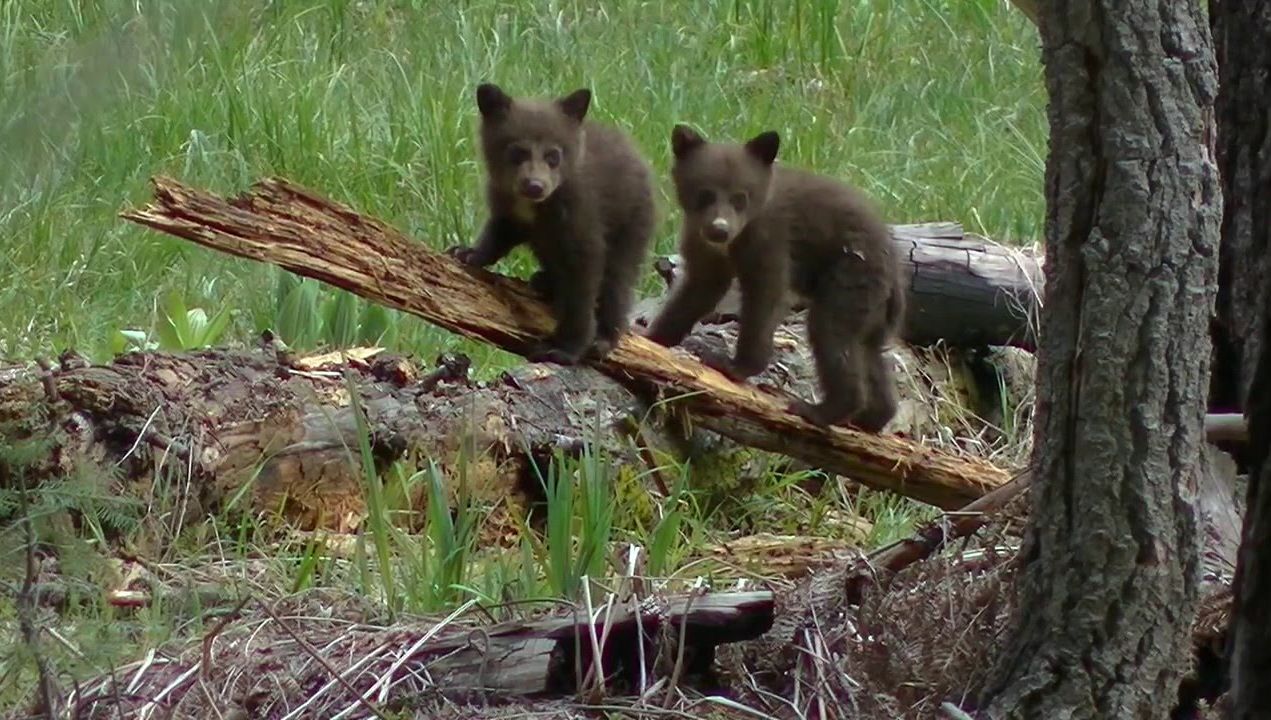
xmin=650 ymin=252 xmax=1248 ymax=449
xmin=0 ymin=343 xmax=669 ymax=535
xmin=0 ymin=336 xmax=1023 ymax=534
xmin=649 ymin=222 xmax=1044 ymax=351
xmin=56 ymin=589 xmax=775 ymax=717
xmin=119 ymin=176 xmax=1012 ymax=509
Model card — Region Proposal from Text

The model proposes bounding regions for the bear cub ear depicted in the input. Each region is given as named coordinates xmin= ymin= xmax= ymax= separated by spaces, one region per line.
xmin=671 ymin=124 xmax=707 ymax=159
xmin=744 ymin=131 xmax=780 ymax=166
xmin=477 ymin=83 xmax=513 ymax=118
xmin=556 ymin=88 xmax=592 ymax=123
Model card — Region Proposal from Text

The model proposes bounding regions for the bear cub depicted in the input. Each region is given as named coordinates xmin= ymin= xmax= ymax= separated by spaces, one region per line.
xmin=449 ymin=83 xmax=656 ymax=364
xmin=644 ymin=124 xmax=906 ymax=432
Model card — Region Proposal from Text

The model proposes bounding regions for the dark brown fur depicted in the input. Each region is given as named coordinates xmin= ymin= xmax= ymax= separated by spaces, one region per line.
xmin=448 ymin=83 xmax=655 ymax=364
xmin=644 ymin=124 xmax=906 ymax=431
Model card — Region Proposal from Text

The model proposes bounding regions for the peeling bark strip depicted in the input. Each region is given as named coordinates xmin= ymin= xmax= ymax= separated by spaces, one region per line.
xmin=983 ymin=0 xmax=1219 ymax=717
xmin=121 ymin=176 xmax=1009 ymax=509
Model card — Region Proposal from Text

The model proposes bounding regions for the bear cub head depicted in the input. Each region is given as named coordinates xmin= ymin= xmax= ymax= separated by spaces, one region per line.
xmin=476 ymin=83 xmax=592 ymax=207
xmin=669 ymin=124 xmax=779 ymax=246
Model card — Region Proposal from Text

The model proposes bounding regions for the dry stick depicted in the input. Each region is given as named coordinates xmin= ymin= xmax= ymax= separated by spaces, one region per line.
xmin=120 ymin=176 xmax=1010 ymax=510
xmin=199 ymin=596 xmax=250 ymax=681
xmin=843 ymin=469 xmax=1032 ymax=605
xmin=662 ymin=586 xmax=700 ymax=710
xmin=254 ymin=599 xmax=393 ymax=720
xmin=579 ymin=581 xmax=609 ymax=703
xmin=1205 ymin=413 xmax=1249 ymax=444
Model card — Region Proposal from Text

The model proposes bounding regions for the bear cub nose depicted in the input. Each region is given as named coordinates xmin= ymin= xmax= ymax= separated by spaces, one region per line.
xmin=520 ymin=178 xmax=547 ymax=200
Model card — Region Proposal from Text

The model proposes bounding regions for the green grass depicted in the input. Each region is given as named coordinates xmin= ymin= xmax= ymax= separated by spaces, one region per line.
xmin=0 ymin=0 xmax=1044 ymax=364
xmin=0 ymin=428 xmax=937 ymax=696
xmin=0 ymin=1 xmax=1043 ymax=708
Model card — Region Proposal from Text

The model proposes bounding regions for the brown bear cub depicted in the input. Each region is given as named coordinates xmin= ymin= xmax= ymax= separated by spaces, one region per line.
xmin=449 ymin=83 xmax=655 ymax=364
xmin=643 ymin=124 xmax=906 ymax=432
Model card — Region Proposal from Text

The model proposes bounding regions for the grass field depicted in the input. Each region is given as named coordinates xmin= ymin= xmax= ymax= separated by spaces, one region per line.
xmin=0 ymin=0 xmax=1044 ymax=709
xmin=0 ymin=0 xmax=1044 ymax=364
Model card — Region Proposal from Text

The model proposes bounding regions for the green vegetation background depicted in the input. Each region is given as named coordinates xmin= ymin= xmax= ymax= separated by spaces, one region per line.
xmin=0 ymin=1 xmax=1044 ymax=703
xmin=0 ymin=0 xmax=1044 ymax=367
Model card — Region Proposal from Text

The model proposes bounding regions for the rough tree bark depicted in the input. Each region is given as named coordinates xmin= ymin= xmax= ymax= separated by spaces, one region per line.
xmin=1228 ymin=301 xmax=1271 ymax=718
xmin=1209 ymin=4 xmax=1271 ymax=416
xmin=982 ymin=1 xmax=1220 ymax=718
xmin=1214 ymin=3 xmax=1271 ymax=717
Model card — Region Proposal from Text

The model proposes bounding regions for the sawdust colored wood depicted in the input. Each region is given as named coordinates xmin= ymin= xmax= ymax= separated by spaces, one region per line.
xmin=121 ymin=176 xmax=1011 ymax=509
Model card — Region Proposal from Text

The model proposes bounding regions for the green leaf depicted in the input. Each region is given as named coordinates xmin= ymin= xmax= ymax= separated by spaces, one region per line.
xmin=542 ymin=454 xmax=576 ymax=598
xmin=348 ymin=377 xmax=397 ymax=616
xmin=325 ymin=291 xmax=361 ymax=348
xmin=274 ymin=270 xmax=301 ymax=309
xmin=199 ymin=305 xmax=233 ymax=347
xmin=275 ymin=280 xmax=322 ymax=348
xmin=111 ymin=329 xmax=150 ymax=356
xmin=109 ymin=331 xmax=127 ymax=357
xmin=648 ymin=498 xmax=684 ymax=577
xmin=358 ymin=302 xmax=395 ymax=345
xmin=156 ymin=291 xmax=190 ymax=350
xmin=185 ymin=307 xmax=209 ymax=342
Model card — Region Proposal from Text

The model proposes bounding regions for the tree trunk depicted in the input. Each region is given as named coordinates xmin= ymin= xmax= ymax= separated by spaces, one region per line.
xmin=1214 ymin=3 xmax=1271 ymax=718
xmin=1227 ymin=328 xmax=1271 ymax=718
xmin=982 ymin=0 xmax=1220 ymax=717
xmin=1209 ymin=4 xmax=1271 ymax=416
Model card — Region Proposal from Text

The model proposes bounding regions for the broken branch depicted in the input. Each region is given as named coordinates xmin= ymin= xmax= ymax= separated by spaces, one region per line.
xmin=121 ymin=176 xmax=1011 ymax=508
